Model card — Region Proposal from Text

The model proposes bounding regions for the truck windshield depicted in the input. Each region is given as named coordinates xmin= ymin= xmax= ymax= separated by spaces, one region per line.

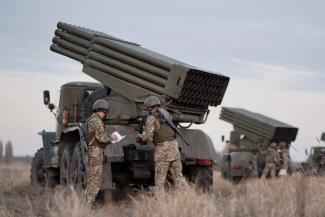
xmin=84 ymin=90 xmax=95 ymax=100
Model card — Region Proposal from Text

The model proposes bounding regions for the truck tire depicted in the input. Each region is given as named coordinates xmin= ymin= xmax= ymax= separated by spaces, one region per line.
xmin=31 ymin=148 xmax=58 ymax=187
xmin=190 ymin=166 xmax=213 ymax=192
xmin=70 ymin=143 xmax=87 ymax=191
xmin=60 ymin=144 xmax=74 ymax=185
xmin=84 ymin=88 xmax=110 ymax=118
xmin=231 ymin=176 xmax=242 ymax=183
xmin=70 ymin=142 xmax=120 ymax=203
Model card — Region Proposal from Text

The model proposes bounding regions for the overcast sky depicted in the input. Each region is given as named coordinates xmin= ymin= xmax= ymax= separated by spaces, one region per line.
xmin=0 ymin=0 xmax=324 ymax=161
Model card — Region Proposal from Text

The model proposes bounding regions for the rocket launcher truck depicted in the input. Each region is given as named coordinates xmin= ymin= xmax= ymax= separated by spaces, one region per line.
xmin=302 ymin=132 xmax=325 ymax=175
xmin=219 ymin=107 xmax=298 ymax=181
xmin=30 ymin=22 xmax=230 ymax=195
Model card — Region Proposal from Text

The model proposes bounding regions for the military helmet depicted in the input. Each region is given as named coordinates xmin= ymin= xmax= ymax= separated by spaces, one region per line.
xmin=279 ymin=142 xmax=286 ymax=148
xmin=93 ymin=99 xmax=110 ymax=111
xmin=270 ymin=142 xmax=277 ymax=148
xmin=144 ymin=96 xmax=161 ymax=108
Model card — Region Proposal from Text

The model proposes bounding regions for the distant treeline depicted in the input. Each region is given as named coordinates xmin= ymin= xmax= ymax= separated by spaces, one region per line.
xmin=13 ymin=156 xmax=33 ymax=164
xmin=0 ymin=140 xmax=14 ymax=164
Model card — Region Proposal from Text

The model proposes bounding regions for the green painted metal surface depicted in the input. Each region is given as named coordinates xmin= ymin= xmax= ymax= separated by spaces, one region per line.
xmin=220 ymin=107 xmax=298 ymax=143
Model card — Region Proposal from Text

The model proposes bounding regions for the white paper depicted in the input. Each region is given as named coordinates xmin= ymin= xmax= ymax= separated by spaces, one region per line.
xmin=279 ymin=169 xmax=287 ymax=176
xmin=110 ymin=131 xmax=126 ymax=144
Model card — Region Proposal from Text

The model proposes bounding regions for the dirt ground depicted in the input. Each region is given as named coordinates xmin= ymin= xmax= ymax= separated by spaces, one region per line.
xmin=1 ymin=162 xmax=325 ymax=217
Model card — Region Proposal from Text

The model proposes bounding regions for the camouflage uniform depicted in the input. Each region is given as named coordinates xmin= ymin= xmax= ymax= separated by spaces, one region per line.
xmin=140 ymin=108 xmax=185 ymax=191
xmin=318 ymin=154 xmax=325 ymax=174
xmin=281 ymin=147 xmax=290 ymax=171
xmin=320 ymin=155 xmax=325 ymax=166
xmin=262 ymin=147 xmax=279 ymax=178
xmin=85 ymin=113 xmax=110 ymax=203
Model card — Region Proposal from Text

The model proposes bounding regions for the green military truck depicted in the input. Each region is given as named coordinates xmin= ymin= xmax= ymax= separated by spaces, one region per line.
xmin=30 ymin=22 xmax=230 ymax=196
xmin=302 ymin=132 xmax=325 ymax=175
xmin=219 ymin=107 xmax=298 ymax=181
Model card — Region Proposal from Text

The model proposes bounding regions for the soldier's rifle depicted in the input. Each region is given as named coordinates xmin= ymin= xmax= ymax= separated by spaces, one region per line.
xmin=135 ymin=115 xmax=147 ymax=134
xmin=316 ymin=136 xmax=321 ymax=145
xmin=155 ymin=109 xmax=190 ymax=146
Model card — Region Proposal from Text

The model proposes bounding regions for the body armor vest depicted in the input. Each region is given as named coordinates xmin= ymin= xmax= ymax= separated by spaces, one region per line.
xmin=152 ymin=110 xmax=176 ymax=144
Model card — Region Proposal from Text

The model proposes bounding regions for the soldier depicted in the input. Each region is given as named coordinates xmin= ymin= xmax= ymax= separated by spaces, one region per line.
xmin=84 ymin=99 xmax=115 ymax=204
xmin=279 ymin=142 xmax=289 ymax=175
xmin=137 ymin=96 xmax=186 ymax=192
xmin=245 ymin=155 xmax=258 ymax=178
xmin=261 ymin=142 xmax=279 ymax=179
xmin=318 ymin=149 xmax=325 ymax=174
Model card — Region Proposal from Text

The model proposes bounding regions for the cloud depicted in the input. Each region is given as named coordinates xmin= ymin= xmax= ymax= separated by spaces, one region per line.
xmin=0 ymin=70 xmax=96 ymax=156
xmin=228 ymin=58 xmax=325 ymax=92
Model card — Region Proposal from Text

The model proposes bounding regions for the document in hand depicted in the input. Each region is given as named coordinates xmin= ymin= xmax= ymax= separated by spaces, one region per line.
xmin=110 ymin=131 xmax=126 ymax=144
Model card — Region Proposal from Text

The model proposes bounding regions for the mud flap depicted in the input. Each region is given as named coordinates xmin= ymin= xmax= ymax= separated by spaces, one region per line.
xmin=101 ymin=161 xmax=114 ymax=190
xmin=39 ymin=131 xmax=57 ymax=168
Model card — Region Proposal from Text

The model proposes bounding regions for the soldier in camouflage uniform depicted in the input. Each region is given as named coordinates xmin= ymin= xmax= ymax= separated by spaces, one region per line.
xmin=84 ymin=99 xmax=114 ymax=204
xmin=137 ymin=96 xmax=186 ymax=192
xmin=279 ymin=142 xmax=289 ymax=172
xmin=318 ymin=150 xmax=325 ymax=174
xmin=262 ymin=143 xmax=280 ymax=179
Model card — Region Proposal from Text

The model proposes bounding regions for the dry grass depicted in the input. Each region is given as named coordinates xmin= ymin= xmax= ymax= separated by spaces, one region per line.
xmin=1 ymin=163 xmax=325 ymax=217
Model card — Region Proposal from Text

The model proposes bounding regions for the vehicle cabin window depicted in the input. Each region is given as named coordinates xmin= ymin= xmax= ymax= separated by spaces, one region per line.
xmin=84 ymin=89 xmax=95 ymax=100
xmin=320 ymin=148 xmax=325 ymax=154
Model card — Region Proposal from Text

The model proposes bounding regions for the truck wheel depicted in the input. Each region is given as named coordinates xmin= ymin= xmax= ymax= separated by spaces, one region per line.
xmin=31 ymin=148 xmax=58 ymax=187
xmin=98 ymin=190 xmax=114 ymax=203
xmin=190 ymin=166 xmax=213 ymax=192
xmin=60 ymin=144 xmax=74 ymax=185
xmin=231 ymin=176 xmax=242 ymax=183
xmin=70 ymin=143 xmax=87 ymax=191
xmin=31 ymin=148 xmax=46 ymax=187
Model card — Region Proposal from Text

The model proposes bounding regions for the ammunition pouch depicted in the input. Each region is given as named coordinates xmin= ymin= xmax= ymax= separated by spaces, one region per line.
xmin=152 ymin=115 xmax=176 ymax=144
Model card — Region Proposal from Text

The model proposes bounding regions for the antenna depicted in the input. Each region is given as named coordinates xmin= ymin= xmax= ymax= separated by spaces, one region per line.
xmin=316 ymin=136 xmax=321 ymax=145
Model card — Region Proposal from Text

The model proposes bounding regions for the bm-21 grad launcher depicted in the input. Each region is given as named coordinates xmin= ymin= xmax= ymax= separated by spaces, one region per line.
xmin=219 ymin=107 xmax=298 ymax=181
xmin=302 ymin=132 xmax=325 ymax=175
xmin=31 ymin=22 xmax=229 ymax=194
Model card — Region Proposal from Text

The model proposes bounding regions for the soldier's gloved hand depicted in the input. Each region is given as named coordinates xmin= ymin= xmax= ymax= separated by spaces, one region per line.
xmin=110 ymin=133 xmax=118 ymax=142
xmin=136 ymin=134 xmax=144 ymax=143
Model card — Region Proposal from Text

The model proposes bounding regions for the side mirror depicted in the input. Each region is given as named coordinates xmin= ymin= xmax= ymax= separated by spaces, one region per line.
xmin=43 ymin=90 xmax=50 ymax=105
xmin=221 ymin=135 xmax=225 ymax=142
xmin=48 ymin=103 xmax=55 ymax=112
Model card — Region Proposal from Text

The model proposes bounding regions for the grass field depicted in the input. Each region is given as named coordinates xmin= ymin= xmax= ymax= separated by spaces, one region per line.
xmin=1 ymin=163 xmax=325 ymax=217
